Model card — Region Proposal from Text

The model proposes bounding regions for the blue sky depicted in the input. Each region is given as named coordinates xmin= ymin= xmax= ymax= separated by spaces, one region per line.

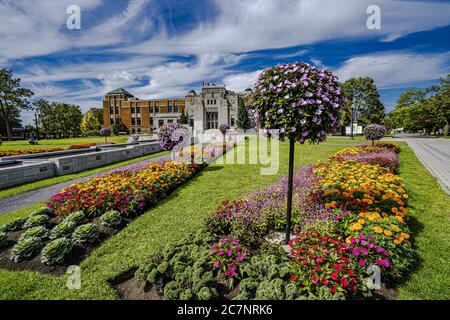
xmin=0 ymin=0 xmax=449 ymax=125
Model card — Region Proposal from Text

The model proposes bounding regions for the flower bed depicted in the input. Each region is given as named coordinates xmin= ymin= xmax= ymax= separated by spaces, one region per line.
xmin=67 ymin=142 xmax=115 ymax=150
xmin=0 ymin=143 xmax=233 ymax=273
xmin=134 ymin=142 xmax=414 ymax=300
xmin=0 ymin=148 xmax=64 ymax=158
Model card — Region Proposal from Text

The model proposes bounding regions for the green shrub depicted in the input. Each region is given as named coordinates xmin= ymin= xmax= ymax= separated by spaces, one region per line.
xmin=23 ymin=215 xmax=49 ymax=229
xmin=18 ymin=226 xmax=48 ymax=242
xmin=0 ymin=231 xmax=8 ymax=248
xmin=0 ymin=217 xmax=28 ymax=232
xmin=10 ymin=236 xmax=44 ymax=262
xmin=41 ymin=237 xmax=73 ymax=265
xmin=99 ymin=210 xmax=122 ymax=228
xmin=72 ymin=223 xmax=100 ymax=245
xmin=63 ymin=211 xmax=88 ymax=226
xmin=50 ymin=221 xmax=76 ymax=239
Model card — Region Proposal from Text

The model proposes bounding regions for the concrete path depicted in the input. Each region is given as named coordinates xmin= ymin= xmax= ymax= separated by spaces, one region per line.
xmin=389 ymin=136 xmax=450 ymax=195
xmin=0 ymin=154 xmax=171 ymax=215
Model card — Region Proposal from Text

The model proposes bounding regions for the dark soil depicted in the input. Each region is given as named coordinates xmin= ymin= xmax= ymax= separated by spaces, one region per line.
xmin=0 ymin=218 xmax=124 ymax=276
xmin=372 ymin=282 xmax=398 ymax=300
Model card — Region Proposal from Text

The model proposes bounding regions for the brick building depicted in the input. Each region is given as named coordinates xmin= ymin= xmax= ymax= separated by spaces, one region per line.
xmin=103 ymin=84 xmax=250 ymax=135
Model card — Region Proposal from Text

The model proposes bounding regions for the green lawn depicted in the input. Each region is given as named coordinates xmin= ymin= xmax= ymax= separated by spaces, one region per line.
xmin=0 ymin=151 xmax=169 ymax=199
xmin=396 ymin=145 xmax=450 ymax=299
xmin=0 ymin=137 xmax=361 ymax=299
xmin=0 ymin=136 xmax=129 ymax=151
xmin=0 ymin=137 xmax=448 ymax=300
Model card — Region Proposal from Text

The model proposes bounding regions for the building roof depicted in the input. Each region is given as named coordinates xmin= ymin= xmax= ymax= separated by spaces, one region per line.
xmin=106 ymin=88 xmax=135 ymax=97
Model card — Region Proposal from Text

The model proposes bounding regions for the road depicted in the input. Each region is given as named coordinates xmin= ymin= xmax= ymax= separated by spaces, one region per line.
xmin=390 ymin=136 xmax=450 ymax=195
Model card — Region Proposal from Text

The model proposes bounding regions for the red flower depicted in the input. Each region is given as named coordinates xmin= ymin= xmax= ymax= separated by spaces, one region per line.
xmin=330 ymin=286 xmax=337 ymax=295
xmin=310 ymin=275 xmax=319 ymax=283
xmin=340 ymin=277 xmax=349 ymax=287
xmin=331 ymin=271 xmax=339 ymax=281
xmin=290 ymin=274 xmax=298 ymax=282
xmin=321 ymin=278 xmax=329 ymax=286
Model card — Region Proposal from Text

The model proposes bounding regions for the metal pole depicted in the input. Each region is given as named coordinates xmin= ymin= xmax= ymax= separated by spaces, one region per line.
xmin=285 ymin=138 xmax=295 ymax=244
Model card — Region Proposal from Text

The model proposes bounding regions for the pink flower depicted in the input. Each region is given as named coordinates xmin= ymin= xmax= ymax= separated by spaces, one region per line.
xmin=358 ymin=259 xmax=366 ymax=267
xmin=237 ymin=254 xmax=244 ymax=262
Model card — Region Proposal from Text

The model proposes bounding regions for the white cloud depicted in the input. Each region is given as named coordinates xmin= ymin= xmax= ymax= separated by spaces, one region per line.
xmin=122 ymin=0 xmax=450 ymax=56
xmin=222 ymin=70 xmax=263 ymax=92
xmin=335 ymin=51 xmax=450 ymax=88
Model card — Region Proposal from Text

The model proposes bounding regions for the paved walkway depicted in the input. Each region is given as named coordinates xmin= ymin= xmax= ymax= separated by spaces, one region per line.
xmin=0 ymin=154 xmax=171 ymax=215
xmin=389 ymin=136 xmax=450 ymax=195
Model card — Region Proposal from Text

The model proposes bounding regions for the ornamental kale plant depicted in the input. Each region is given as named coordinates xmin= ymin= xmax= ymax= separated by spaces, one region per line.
xmin=157 ymin=123 xmax=188 ymax=151
xmin=249 ymin=62 xmax=345 ymax=144
xmin=41 ymin=237 xmax=73 ymax=265
xmin=0 ymin=217 xmax=28 ymax=232
xmin=50 ymin=221 xmax=76 ymax=239
xmin=23 ymin=214 xmax=49 ymax=229
xmin=209 ymin=238 xmax=248 ymax=288
xmin=10 ymin=236 xmax=44 ymax=262
xmin=0 ymin=231 xmax=8 ymax=248
xmin=364 ymin=124 xmax=386 ymax=146
xmin=19 ymin=226 xmax=49 ymax=242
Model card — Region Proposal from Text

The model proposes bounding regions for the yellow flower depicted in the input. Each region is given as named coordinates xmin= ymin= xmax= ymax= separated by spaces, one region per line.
xmin=358 ymin=219 xmax=366 ymax=225
xmin=373 ymin=226 xmax=383 ymax=234
xmin=383 ymin=230 xmax=393 ymax=237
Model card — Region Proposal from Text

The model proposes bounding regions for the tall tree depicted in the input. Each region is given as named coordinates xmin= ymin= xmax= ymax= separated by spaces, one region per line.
xmin=0 ymin=69 xmax=34 ymax=140
xmin=236 ymin=103 xmax=252 ymax=131
xmin=0 ymin=106 xmax=21 ymax=138
xmin=428 ymin=74 xmax=450 ymax=136
xmin=81 ymin=111 xmax=100 ymax=134
xmin=53 ymin=103 xmax=83 ymax=137
xmin=395 ymin=88 xmax=427 ymax=109
xmin=33 ymin=99 xmax=54 ymax=138
xmin=88 ymin=107 xmax=104 ymax=126
xmin=112 ymin=117 xmax=128 ymax=135
xmin=342 ymin=77 xmax=385 ymax=126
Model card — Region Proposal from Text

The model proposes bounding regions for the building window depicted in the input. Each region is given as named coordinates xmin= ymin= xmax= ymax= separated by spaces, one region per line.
xmin=168 ymin=119 xmax=173 ymax=124
xmin=206 ymin=111 xmax=218 ymax=129
xmin=136 ymin=106 xmax=141 ymax=113
xmin=131 ymin=107 xmax=136 ymax=113
xmin=109 ymin=107 xmax=114 ymax=114
xmin=149 ymin=106 xmax=153 ymax=112
xmin=174 ymin=105 xmax=179 ymax=112
xmin=214 ymin=99 xmax=217 ymax=105
xmin=168 ymin=105 xmax=172 ymax=112
xmin=150 ymin=118 xmax=154 ymax=126
xmin=190 ymin=117 xmax=194 ymax=127
xmin=137 ymin=118 xmax=141 ymax=126
xmin=158 ymin=119 xmax=164 ymax=127
xmin=137 ymin=128 xmax=141 ymax=133
xmin=115 ymin=106 xmax=119 ymax=113
xmin=155 ymin=106 xmax=159 ymax=113
xmin=131 ymin=118 xmax=136 ymax=125
xmin=231 ymin=117 xmax=235 ymax=127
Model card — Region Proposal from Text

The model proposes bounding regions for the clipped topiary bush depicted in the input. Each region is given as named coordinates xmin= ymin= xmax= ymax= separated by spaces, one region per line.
xmin=0 ymin=217 xmax=28 ymax=232
xmin=99 ymin=210 xmax=122 ymax=228
xmin=0 ymin=231 xmax=8 ymax=248
xmin=41 ymin=237 xmax=73 ymax=265
xmin=49 ymin=221 xmax=76 ymax=239
xmin=23 ymin=214 xmax=49 ymax=229
xmin=72 ymin=223 xmax=100 ymax=245
xmin=18 ymin=226 xmax=49 ymax=242
xmin=10 ymin=236 xmax=44 ymax=262
xmin=63 ymin=211 xmax=88 ymax=226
